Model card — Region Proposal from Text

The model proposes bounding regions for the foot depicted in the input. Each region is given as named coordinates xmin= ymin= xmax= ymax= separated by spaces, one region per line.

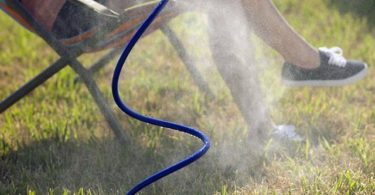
xmin=270 ymin=124 xmax=303 ymax=143
xmin=248 ymin=123 xmax=304 ymax=152
xmin=265 ymin=124 xmax=304 ymax=155
xmin=282 ymin=47 xmax=368 ymax=87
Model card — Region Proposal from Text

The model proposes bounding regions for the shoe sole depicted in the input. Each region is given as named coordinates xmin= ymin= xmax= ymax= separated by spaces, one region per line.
xmin=282 ymin=64 xmax=368 ymax=87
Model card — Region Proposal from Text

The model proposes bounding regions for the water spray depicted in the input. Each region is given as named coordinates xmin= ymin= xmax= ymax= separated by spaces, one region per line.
xmin=111 ymin=0 xmax=210 ymax=194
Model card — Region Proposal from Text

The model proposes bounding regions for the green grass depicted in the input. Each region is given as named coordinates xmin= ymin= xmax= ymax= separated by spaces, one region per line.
xmin=1 ymin=0 xmax=374 ymax=194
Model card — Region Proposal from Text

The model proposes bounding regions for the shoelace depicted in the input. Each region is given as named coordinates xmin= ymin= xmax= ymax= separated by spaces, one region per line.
xmin=319 ymin=47 xmax=347 ymax=67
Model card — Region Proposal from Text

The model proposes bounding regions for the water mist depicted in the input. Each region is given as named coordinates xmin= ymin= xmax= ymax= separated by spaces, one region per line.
xmin=172 ymin=0 xmax=283 ymax=185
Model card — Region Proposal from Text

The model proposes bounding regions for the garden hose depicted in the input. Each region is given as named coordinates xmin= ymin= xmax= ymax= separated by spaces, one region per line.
xmin=111 ymin=0 xmax=210 ymax=194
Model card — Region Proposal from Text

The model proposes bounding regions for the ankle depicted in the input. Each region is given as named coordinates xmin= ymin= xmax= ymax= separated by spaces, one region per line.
xmin=283 ymin=48 xmax=320 ymax=69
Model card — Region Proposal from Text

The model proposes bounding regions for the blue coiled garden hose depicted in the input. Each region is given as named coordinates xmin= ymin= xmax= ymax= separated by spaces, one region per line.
xmin=111 ymin=0 xmax=210 ymax=194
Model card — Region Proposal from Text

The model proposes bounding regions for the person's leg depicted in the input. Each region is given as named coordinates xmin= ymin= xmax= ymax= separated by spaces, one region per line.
xmin=240 ymin=0 xmax=367 ymax=87
xmin=207 ymin=0 xmax=272 ymax=142
xmin=241 ymin=0 xmax=319 ymax=69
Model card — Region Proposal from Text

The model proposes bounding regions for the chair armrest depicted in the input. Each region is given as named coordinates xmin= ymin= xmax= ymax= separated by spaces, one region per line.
xmin=67 ymin=0 xmax=119 ymax=18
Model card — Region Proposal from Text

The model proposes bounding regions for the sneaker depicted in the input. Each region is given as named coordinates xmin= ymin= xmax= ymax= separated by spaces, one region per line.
xmin=264 ymin=124 xmax=304 ymax=156
xmin=282 ymin=47 xmax=368 ymax=87
xmin=271 ymin=124 xmax=303 ymax=143
xmin=248 ymin=123 xmax=303 ymax=151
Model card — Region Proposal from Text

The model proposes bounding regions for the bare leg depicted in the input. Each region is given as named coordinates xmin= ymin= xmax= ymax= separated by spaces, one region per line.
xmin=207 ymin=0 xmax=272 ymax=142
xmin=106 ymin=0 xmax=319 ymax=70
xmin=241 ymin=0 xmax=320 ymax=69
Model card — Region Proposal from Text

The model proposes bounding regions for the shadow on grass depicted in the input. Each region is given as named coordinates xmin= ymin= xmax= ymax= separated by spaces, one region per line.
xmin=0 ymin=135 xmax=268 ymax=194
xmin=328 ymin=0 xmax=375 ymax=29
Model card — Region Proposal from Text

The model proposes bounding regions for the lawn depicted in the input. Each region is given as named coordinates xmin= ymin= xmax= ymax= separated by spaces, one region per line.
xmin=0 ymin=0 xmax=374 ymax=194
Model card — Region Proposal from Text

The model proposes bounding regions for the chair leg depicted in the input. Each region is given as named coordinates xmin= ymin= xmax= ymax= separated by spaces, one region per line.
xmin=75 ymin=49 xmax=122 ymax=83
xmin=68 ymin=58 xmax=129 ymax=144
xmin=88 ymin=49 xmax=122 ymax=74
xmin=161 ymin=25 xmax=214 ymax=99
xmin=0 ymin=58 xmax=69 ymax=113
xmin=6 ymin=0 xmax=128 ymax=143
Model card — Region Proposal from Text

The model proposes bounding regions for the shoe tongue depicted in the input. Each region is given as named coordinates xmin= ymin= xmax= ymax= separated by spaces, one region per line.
xmin=319 ymin=50 xmax=331 ymax=65
xmin=319 ymin=48 xmax=347 ymax=67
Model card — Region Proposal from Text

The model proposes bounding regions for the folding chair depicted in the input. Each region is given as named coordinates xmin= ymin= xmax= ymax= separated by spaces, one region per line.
xmin=0 ymin=0 xmax=212 ymax=143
